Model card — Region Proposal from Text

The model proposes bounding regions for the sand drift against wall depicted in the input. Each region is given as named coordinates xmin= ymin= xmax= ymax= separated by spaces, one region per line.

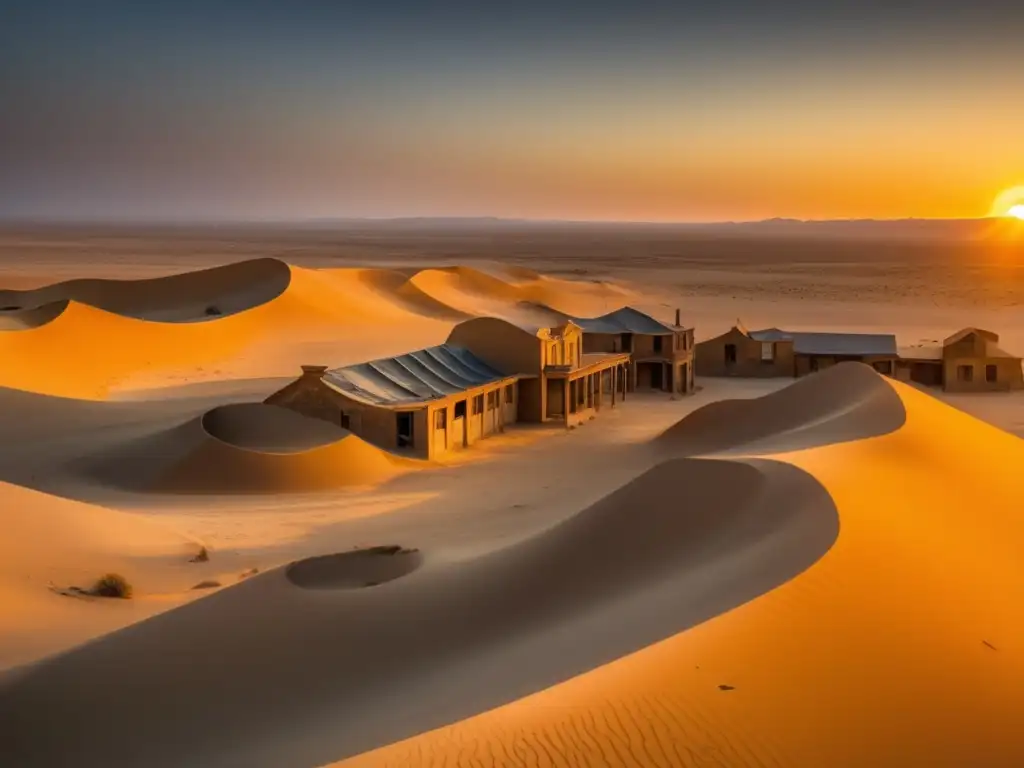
xmin=80 ymin=403 xmax=409 ymax=494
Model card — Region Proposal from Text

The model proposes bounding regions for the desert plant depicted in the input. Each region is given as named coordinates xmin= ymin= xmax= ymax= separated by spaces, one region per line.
xmin=191 ymin=580 xmax=221 ymax=590
xmin=190 ymin=546 xmax=210 ymax=563
xmin=204 ymin=305 xmax=222 ymax=316
xmin=92 ymin=573 xmax=133 ymax=599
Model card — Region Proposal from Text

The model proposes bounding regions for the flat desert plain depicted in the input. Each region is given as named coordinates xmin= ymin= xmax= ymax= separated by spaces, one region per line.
xmin=0 ymin=223 xmax=1023 ymax=767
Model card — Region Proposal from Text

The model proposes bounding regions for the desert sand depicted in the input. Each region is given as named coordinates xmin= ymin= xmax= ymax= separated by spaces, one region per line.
xmin=0 ymin=225 xmax=1022 ymax=767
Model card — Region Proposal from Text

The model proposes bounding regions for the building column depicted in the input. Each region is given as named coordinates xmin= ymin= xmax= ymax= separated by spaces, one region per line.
xmin=564 ymin=378 xmax=570 ymax=429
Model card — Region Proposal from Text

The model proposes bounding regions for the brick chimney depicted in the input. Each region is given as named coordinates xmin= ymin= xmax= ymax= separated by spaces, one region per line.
xmin=675 ymin=308 xmax=681 ymax=327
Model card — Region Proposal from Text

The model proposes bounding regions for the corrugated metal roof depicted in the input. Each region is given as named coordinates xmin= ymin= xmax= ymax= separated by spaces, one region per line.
xmin=322 ymin=344 xmax=512 ymax=407
xmin=570 ymin=306 xmax=678 ymax=335
xmin=750 ymin=328 xmax=898 ymax=356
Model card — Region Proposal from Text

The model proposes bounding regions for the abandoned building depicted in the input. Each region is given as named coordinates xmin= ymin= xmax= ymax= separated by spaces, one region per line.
xmin=268 ymin=306 xmax=697 ymax=459
xmin=264 ymin=345 xmax=521 ymax=460
xmin=695 ymin=322 xmax=899 ymax=378
xmin=514 ymin=305 xmax=696 ymax=395
xmin=570 ymin=307 xmax=695 ymax=395
xmin=896 ymin=328 xmax=1024 ymax=392
xmin=446 ymin=317 xmax=632 ymax=428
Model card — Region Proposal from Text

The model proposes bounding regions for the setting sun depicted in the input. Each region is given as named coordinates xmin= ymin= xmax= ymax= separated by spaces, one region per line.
xmin=989 ymin=186 xmax=1024 ymax=218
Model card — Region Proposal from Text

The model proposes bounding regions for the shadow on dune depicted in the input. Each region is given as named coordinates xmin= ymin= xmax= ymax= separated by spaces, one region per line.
xmin=654 ymin=362 xmax=907 ymax=457
xmin=77 ymin=402 xmax=409 ymax=495
xmin=0 ymin=457 xmax=839 ymax=768
xmin=0 ymin=258 xmax=291 ymax=324
xmin=0 ymin=300 xmax=70 ymax=330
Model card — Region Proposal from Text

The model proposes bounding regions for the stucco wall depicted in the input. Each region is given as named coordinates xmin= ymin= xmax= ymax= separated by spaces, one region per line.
xmin=695 ymin=328 xmax=794 ymax=378
xmin=943 ymin=357 xmax=1024 ymax=392
xmin=424 ymin=380 xmax=519 ymax=458
xmin=582 ymin=333 xmax=620 ymax=354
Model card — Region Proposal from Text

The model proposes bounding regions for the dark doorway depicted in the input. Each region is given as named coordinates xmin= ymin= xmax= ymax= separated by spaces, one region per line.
xmin=909 ymin=362 xmax=942 ymax=387
xmin=680 ymin=362 xmax=688 ymax=392
xmin=653 ymin=336 xmax=663 ymax=353
xmin=725 ymin=344 xmax=737 ymax=364
xmin=396 ymin=412 xmax=414 ymax=448
xmin=620 ymin=333 xmax=633 ymax=353
xmin=454 ymin=400 xmax=466 ymax=419
xmin=340 ymin=411 xmax=350 ymax=430
xmin=650 ymin=364 xmax=664 ymax=390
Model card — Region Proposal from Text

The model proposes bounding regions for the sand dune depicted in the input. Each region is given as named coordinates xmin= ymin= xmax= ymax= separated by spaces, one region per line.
xmin=0 ymin=257 xmax=292 ymax=323
xmin=0 ymin=259 xmax=627 ymax=399
xmin=655 ymin=361 xmax=907 ymax=456
xmin=404 ymin=264 xmax=630 ymax=318
xmin=0 ymin=481 xmax=202 ymax=669
xmin=0 ymin=300 xmax=68 ymax=330
xmin=0 ymin=458 xmax=836 ymax=768
xmin=81 ymin=403 xmax=408 ymax=494
xmin=349 ymin=267 xmax=473 ymax=321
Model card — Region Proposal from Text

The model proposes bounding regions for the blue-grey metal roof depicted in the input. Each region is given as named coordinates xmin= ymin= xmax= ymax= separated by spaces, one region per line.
xmin=569 ymin=306 xmax=678 ymax=335
xmin=749 ymin=329 xmax=898 ymax=357
xmin=322 ymin=344 xmax=512 ymax=407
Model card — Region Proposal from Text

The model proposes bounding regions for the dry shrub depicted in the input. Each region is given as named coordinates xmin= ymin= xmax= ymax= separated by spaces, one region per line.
xmin=92 ymin=573 xmax=133 ymax=599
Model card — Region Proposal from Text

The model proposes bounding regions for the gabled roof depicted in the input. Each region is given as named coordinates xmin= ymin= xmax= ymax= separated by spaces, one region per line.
xmin=322 ymin=344 xmax=514 ymax=407
xmin=942 ymin=327 xmax=999 ymax=346
xmin=749 ymin=328 xmax=898 ymax=357
xmin=569 ymin=306 xmax=679 ymax=335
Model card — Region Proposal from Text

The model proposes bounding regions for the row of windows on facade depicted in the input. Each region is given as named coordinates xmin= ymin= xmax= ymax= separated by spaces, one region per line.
xmin=434 ymin=384 xmax=515 ymax=429
xmin=958 ymin=364 xmax=998 ymax=383
xmin=721 ymin=343 xmax=770 ymax=364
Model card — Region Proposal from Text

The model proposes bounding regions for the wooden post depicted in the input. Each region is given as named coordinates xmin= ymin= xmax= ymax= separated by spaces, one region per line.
xmin=564 ymin=378 xmax=570 ymax=429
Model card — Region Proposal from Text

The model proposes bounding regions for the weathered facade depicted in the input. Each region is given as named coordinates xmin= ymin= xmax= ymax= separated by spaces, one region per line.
xmin=446 ymin=317 xmax=632 ymax=428
xmin=573 ymin=307 xmax=696 ymax=395
xmin=695 ymin=326 xmax=795 ymax=378
xmin=896 ymin=328 xmax=1024 ymax=392
xmin=695 ymin=324 xmax=898 ymax=378
xmin=265 ymin=346 xmax=520 ymax=460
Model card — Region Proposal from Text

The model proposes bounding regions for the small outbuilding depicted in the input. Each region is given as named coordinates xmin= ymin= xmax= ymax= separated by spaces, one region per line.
xmin=896 ymin=328 xmax=1024 ymax=392
xmin=695 ymin=322 xmax=898 ymax=378
xmin=265 ymin=345 xmax=521 ymax=460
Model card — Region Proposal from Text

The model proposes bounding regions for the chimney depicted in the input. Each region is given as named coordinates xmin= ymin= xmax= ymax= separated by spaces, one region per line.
xmin=300 ymin=365 xmax=329 ymax=379
xmin=675 ymin=308 xmax=681 ymax=327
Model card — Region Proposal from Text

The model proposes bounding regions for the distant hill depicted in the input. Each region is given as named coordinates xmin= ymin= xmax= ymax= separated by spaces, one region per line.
xmin=2 ymin=216 xmax=1015 ymax=241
